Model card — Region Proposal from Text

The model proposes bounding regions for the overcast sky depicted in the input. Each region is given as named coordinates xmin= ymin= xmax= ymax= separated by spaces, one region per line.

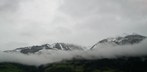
xmin=0 ymin=0 xmax=147 ymax=50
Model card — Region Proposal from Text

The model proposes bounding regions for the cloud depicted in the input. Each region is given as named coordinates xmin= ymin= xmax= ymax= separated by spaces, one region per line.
xmin=0 ymin=39 xmax=147 ymax=66
xmin=0 ymin=0 xmax=147 ymax=50
xmin=58 ymin=0 xmax=147 ymax=45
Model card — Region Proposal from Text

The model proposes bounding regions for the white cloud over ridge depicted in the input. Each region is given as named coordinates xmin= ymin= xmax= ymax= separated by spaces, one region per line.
xmin=0 ymin=39 xmax=147 ymax=66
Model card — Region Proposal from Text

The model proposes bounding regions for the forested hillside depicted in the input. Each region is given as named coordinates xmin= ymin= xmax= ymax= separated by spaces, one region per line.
xmin=0 ymin=56 xmax=147 ymax=72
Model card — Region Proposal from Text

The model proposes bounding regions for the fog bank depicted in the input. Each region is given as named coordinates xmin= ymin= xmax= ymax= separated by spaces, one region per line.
xmin=0 ymin=39 xmax=147 ymax=66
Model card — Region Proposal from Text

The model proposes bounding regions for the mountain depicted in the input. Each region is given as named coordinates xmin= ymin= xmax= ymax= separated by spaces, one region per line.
xmin=4 ymin=43 xmax=84 ymax=54
xmin=5 ymin=34 xmax=146 ymax=54
xmin=50 ymin=43 xmax=84 ymax=51
xmin=1 ymin=34 xmax=147 ymax=72
xmin=91 ymin=34 xmax=146 ymax=49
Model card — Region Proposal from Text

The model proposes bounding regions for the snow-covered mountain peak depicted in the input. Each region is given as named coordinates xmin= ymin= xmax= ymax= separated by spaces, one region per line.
xmin=4 ymin=43 xmax=84 ymax=54
xmin=4 ymin=34 xmax=146 ymax=54
xmin=50 ymin=43 xmax=84 ymax=50
xmin=91 ymin=34 xmax=146 ymax=49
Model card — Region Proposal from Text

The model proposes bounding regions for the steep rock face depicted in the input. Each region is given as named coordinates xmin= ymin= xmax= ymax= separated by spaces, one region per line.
xmin=50 ymin=43 xmax=84 ymax=50
xmin=4 ymin=43 xmax=84 ymax=54
xmin=91 ymin=34 xmax=146 ymax=49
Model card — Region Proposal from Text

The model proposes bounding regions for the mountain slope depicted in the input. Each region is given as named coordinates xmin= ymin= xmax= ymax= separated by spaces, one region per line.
xmin=4 ymin=43 xmax=84 ymax=54
xmin=91 ymin=34 xmax=146 ymax=49
xmin=5 ymin=34 xmax=146 ymax=54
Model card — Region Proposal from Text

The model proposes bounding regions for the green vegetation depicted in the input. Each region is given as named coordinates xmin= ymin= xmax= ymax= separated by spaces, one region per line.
xmin=0 ymin=56 xmax=147 ymax=72
xmin=0 ymin=63 xmax=38 ymax=72
xmin=0 ymin=63 xmax=22 ymax=72
xmin=41 ymin=57 xmax=147 ymax=72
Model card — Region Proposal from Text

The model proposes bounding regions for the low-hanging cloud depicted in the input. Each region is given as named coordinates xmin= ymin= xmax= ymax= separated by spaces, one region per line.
xmin=0 ymin=39 xmax=147 ymax=66
xmin=0 ymin=0 xmax=147 ymax=66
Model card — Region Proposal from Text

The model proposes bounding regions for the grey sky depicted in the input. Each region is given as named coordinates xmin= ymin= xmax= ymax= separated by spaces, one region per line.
xmin=0 ymin=0 xmax=147 ymax=50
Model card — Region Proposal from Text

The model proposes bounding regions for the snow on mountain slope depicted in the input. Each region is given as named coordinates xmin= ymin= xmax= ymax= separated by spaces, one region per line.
xmin=50 ymin=43 xmax=84 ymax=50
xmin=91 ymin=34 xmax=146 ymax=49
xmin=4 ymin=43 xmax=84 ymax=54
xmin=4 ymin=34 xmax=146 ymax=55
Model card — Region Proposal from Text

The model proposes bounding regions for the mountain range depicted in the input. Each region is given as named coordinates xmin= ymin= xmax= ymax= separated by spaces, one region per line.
xmin=4 ymin=34 xmax=146 ymax=54
xmin=1 ymin=34 xmax=147 ymax=72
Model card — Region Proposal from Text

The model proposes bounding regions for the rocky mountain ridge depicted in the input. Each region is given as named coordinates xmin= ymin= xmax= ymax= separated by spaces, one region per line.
xmin=5 ymin=34 xmax=146 ymax=54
